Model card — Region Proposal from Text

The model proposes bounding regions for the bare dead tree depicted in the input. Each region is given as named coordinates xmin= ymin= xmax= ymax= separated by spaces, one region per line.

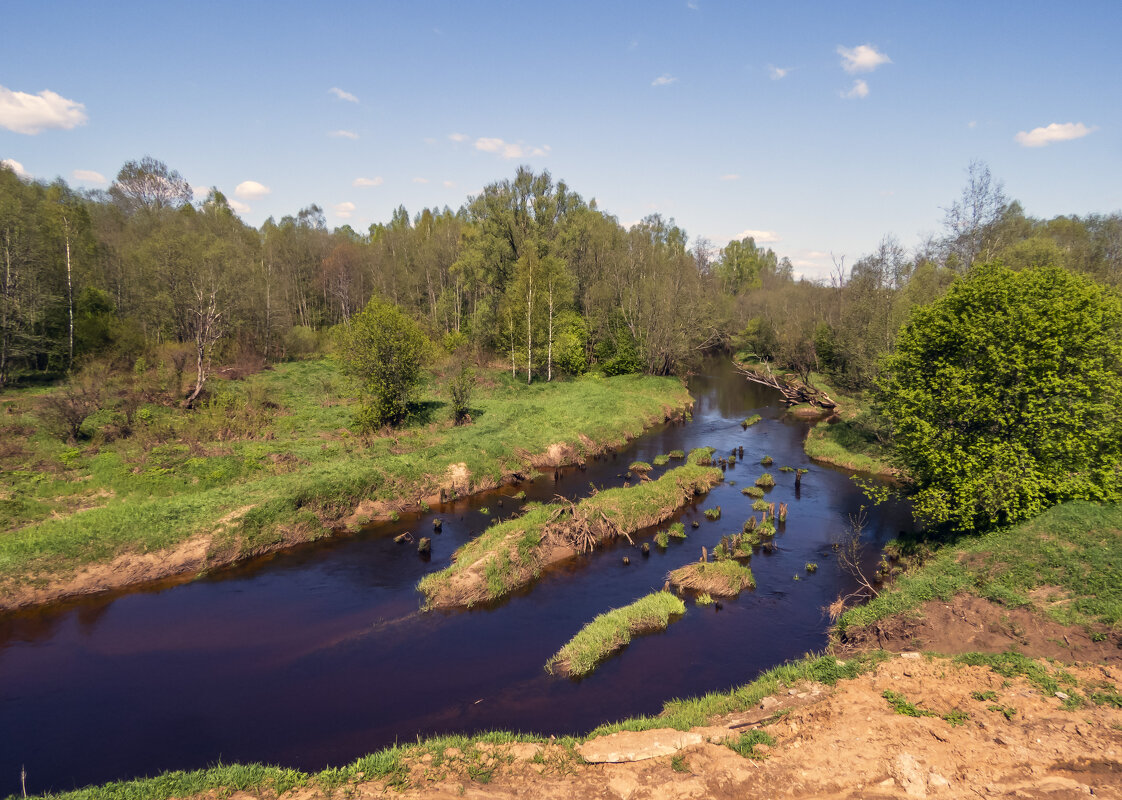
xmin=185 ymin=283 xmax=224 ymax=406
xmin=827 ymin=507 xmax=880 ymax=620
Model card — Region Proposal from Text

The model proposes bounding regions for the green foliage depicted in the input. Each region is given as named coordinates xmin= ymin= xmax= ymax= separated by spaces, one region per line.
xmin=545 ymin=591 xmax=685 ymax=677
xmin=755 ymin=473 xmax=775 ymax=488
xmin=725 ymin=729 xmax=775 ymax=759
xmin=838 ymin=501 xmax=1122 ymax=634
xmin=878 ymin=263 xmax=1122 ymax=530
xmin=653 ymin=454 xmax=670 ymax=466
xmin=447 ymin=363 xmax=476 ymax=424
xmin=742 ymin=486 xmax=764 ymax=498
xmin=882 ymin=690 xmax=935 ymax=717
xmin=703 ymin=506 xmax=721 ymax=520
xmin=338 ymin=296 xmax=428 ymax=429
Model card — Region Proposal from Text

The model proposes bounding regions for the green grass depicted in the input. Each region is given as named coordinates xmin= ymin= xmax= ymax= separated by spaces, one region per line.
xmin=742 ymin=486 xmax=764 ymax=498
xmin=589 ymin=651 xmax=890 ymax=736
xmin=629 ymin=461 xmax=652 ymax=472
xmin=545 ymin=591 xmax=686 ymax=677
xmin=800 ymin=376 xmax=894 ymax=476
xmin=837 ymin=501 xmax=1122 ymax=636
xmin=418 ymin=449 xmax=722 ymax=606
xmin=755 ymin=473 xmax=775 ymax=488
xmin=725 ymin=730 xmax=775 ymax=759
xmin=0 ymin=361 xmax=692 ymax=602
xmin=741 ymin=415 xmax=761 ymax=428
xmin=653 ymin=454 xmax=670 ymax=466
xmin=882 ymin=689 xmax=936 ymax=718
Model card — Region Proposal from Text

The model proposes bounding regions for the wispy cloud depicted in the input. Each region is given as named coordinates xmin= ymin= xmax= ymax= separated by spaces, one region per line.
xmin=1 ymin=158 xmax=29 ymax=178
xmin=443 ymin=180 xmax=456 ymax=188
xmin=328 ymin=87 xmax=359 ymax=103
xmin=234 ymin=180 xmax=270 ymax=199
xmin=651 ymin=74 xmax=678 ymax=87
xmin=733 ymin=229 xmax=780 ymax=243
xmin=1015 ymin=121 xmax=1097 ymax=148
xmin=329 ymin=129 xmax=359 ymax=140
xmin=968 ymin=120 xmax=977 ymax=129
xmin=353 ymin=176 xmax=383 ymax=187
xmin=719 ymin=173 xmax=740 ymax=182
xmin=448 ymin=132 xmax=468 ymax=142
xmin=333 ymin=201 xmax=356 ymax=219
xmin=72 ymin=169 xmax=106 ymax=184
xmin=686 ymin=1 xmax=699 ymax=9
xmin=842 ymin=79 xmax=869 ymax=99
xmin=474 ymin=137 xmax=550 ymax=159
xmin=767 ymin=65 xmax=790 ymax=80
xmin=412 ymin=177 xmax=429 ymax=184
xmin=0 ymin=85 xmax=87 ymax=134
xmin=837 ymin=44 xmax=891 ymax=73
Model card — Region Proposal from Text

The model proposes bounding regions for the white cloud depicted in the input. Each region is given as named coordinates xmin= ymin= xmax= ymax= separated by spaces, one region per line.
xmin=768 ymin=65 xmax=790 ymax=80
xmin=1 ymin=158 xmax=29 ymax=178
xmin=412 ymin=177 xmax=429 ymax=184
xmin=719 ymin=173 xmax=740 ymax=182
xmin=234 ymin=180 xmax=270 ymax=199
xmin=328 ymin=87 xmax=359 ymax=103
xmin=686 ymin=1 xmax=698 ymax=9
xmin=0 ymin=85 xmax=88 ymax=135
xmin=733 ymin=229 xmax=780 ymax=243
xmin=71 ymin=169 xmax=106 ymax=184
xmin=1015 ymin=121 xmax=1097 ymax=148
xmin=353 ymin=176 xmax=383 ymax=187
xmin=443 ymin=180 xmax=455 ymax=188
xmin=474 ymin=137 xmax=550 ymax=159
xmin=228 ymin=198 xmax=251 ymax=214
xmin=968 ymin=120 xmax=977 ymax=129
xmin=842 ymin=79 xmax=870 ymax=99
xmin=329 ymin=129 xmax=359 ymax=139
xmin=837 ymin=44 xmax=891 ymax=73
xmin=448 ymin=132 xmax=468 ymax=142
xmin=333 ymin=201 xmax=356 ymax=219
xmin=651 ymin=74 xmax=678 ymax=87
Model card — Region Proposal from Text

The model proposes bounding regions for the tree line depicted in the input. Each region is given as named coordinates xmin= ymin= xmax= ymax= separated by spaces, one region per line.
xmin=2 ymin=157 xmax=1120 ymax=399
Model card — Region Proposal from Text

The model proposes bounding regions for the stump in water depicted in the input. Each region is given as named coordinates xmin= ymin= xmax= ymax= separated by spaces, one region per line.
xmin=433 ymin=518 xmax=443 ymax=532
xmin=641 ymin=543 xmax=650 ymax=556
xmin=795 ymin=471 xmax=802 ymax=489
xmin=738 ymin=445 xmax=744 ymax=458
xmin=418 ymin=537 xmax=431 ymax=555
xmin=691 ymin=520 xmax=700 ymax=528
xmin=622 ymin=556 xmax=630 ymax=566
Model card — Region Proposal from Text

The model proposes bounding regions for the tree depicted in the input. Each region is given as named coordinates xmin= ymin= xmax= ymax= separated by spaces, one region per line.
xmin=878 ymin=262 xmax=1122 ymax=531
xmin=109 ymin=157 xmax=192 ymax=214
xmin=337 ymin=296 xmax=427 ymax=429
xmin=940 ymin=160 xmax=1008 ymax=270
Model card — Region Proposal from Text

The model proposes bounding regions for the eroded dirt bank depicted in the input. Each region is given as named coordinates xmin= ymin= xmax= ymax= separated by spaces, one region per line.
xmin=1 ymin=409 xmax=690 ymax=613
xmin=183 ymin=651 xmax=1121 ymax=800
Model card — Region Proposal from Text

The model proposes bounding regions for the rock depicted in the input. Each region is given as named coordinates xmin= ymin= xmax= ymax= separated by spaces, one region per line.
xmin=900 ymin=651 xmax=921 ymax=659
xmin=1054 ymin=691 xmax=1069 ymax=700
xmin=928 ymin=772 xmax=951 ymax=789
xmin=893 ymin=753 xmax=927 ymax=798
xmin=578 ymin=728 xmax=704 ymax=763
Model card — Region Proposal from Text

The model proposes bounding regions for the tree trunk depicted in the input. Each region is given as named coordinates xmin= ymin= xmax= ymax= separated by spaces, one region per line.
xmin=526 ymin=259 xmax=533 ymax=385
xmin=547 ymin=275 xmax=554 ymax=382
xmin=64 ymin=223 xmax=73 ymax=370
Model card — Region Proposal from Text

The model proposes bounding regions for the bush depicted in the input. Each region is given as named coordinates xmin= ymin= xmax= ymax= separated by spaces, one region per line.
xmin=447 ymin=364 xmax=476 ymax=425
xmin=879 ymin=263 xmax=1122 ymax=530
xmin=337 ymin=297 xmax=428 ymax=430
xmin=284 ymin=326 xmax=319 ymax=360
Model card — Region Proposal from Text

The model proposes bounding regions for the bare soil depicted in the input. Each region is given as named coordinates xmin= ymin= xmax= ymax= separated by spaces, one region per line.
xmin=838 ymin=593 xmax=1122 ymax=665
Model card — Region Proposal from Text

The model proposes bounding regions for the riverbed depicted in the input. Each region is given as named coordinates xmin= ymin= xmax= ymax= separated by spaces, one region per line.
xmin=0 ymin=360 xmax=912 ymax=795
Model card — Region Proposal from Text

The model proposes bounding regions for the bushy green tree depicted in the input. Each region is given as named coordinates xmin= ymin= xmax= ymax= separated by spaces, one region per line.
xmin=338 ymin=296 xmax=427 ymax=430
xmin=878 ymin=262 xmax=1122 ymax=530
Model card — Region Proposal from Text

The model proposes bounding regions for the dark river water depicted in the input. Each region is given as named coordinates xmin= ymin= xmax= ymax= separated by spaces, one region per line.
xmin=0 ymin=359 xmax=912 ymax=796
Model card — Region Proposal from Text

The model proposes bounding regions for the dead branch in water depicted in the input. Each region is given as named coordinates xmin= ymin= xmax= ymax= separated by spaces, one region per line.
xmin=734 ymin=361 xmax=838 ymax=410
xmin=543 ymin=496 xmax=632 ymax=553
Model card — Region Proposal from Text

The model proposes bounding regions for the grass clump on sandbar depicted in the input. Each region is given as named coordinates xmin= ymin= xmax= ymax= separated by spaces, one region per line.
xmin=669 ymin=558 xmax=755 ymax=597
xmin=545 ymin=591 xmax=686 ymax=678
xmin=418 ymin=448 xmax=722 ymax=608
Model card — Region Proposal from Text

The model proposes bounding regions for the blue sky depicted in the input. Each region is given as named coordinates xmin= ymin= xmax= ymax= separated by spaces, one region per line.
xmin=2 ymin=0 xmax=1119 ymax=279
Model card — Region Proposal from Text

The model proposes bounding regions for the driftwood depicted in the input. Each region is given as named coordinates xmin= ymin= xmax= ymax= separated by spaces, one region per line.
xmin=543 ymin=495 xmax=634 ymax=554
xmin=734 ymin=361 xmax=838 ymax=410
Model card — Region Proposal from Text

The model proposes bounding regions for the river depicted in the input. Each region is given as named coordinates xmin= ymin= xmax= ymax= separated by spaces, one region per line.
xmin=0 ymin=359 xmax=912 ymax=795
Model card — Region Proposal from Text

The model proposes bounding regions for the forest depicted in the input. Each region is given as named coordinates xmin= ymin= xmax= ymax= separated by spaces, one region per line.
xmin=2 ymin=157 xmax=1121 ymax=402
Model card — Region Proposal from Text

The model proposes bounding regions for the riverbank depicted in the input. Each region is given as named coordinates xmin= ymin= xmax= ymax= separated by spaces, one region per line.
xmin=0 ymin=361 xmax=692 ymax=611
xmin=18 ymin=647 xmax=1119 ymax=800
xmin=731 ymin=355 xmax=896 ymax=478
